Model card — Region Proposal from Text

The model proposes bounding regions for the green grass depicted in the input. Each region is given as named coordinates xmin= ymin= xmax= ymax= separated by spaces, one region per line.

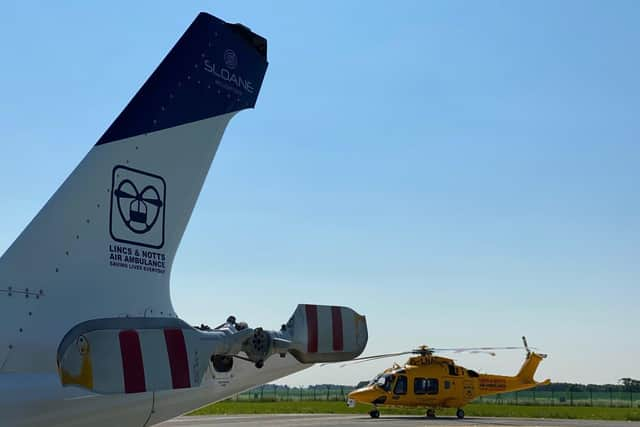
xmin=189 ymin=400 xmax=640 ymax=421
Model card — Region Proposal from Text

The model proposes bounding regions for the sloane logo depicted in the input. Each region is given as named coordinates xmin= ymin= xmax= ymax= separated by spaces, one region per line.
xmin=204 ymin=51 xmax=254 ymax=94
xmin=223 ymin=49 xmax=238 ymax=70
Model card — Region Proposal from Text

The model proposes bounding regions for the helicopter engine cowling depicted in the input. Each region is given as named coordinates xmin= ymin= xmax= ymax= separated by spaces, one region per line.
xmin=285 ymin=304 xmax=368 ymax=364
xmin=56 ymin=304 xmax=368 ymax=394
xmin=240 ymin=304 xmax=369 ymax=365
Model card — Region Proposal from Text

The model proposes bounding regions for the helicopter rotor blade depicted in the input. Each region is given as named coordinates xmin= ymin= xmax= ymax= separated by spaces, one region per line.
xmin=330 ymin=351 xmax=415 ymax=368
xmin=430 ymin=346 xmax=524 ymax=354
xmin=338 ymin=358 xmax=399 ymax=368
xmin=318 ymin=339 xmax=543 ymax=369
xmin=347 ymin=351 xmax=413 ymax=362
xmin=468 ymin=350 xmax=497 ymax=357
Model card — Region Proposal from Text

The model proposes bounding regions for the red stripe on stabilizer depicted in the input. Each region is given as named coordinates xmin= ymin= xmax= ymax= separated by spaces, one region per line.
xmin=119 ymin=330 xmax=146 ymax=393
xmin=164 ymin=329 xmax=191 ymax=389
xmin=331 ymin=306 xmax=344 ymax=351
xmin=305 ymin=305 xmax=319 ymax=353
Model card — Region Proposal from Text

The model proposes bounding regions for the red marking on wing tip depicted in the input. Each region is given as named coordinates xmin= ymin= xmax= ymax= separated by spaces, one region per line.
xmin=119 ymin=330 xmax=146 ymax=393
xmin=331 ymin=306 xmax=344 ymax=351
xmin=305 ymin=305 xmax=319 ymax=353
xmin=164 ymin=329 xmax=191 ymax=389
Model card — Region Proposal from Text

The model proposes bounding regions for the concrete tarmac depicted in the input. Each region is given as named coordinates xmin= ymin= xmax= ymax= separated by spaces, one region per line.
xmin=159 ymin=414 xmax=637 ymax=427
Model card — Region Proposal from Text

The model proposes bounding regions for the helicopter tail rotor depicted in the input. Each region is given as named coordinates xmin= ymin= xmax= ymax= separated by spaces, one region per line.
xmin=522 ymin=336 xmax=530 ymax=356
xmin=522 ymin=336 xmax=547 ymax=359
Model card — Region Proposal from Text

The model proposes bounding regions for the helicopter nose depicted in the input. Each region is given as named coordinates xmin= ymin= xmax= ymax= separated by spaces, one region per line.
xmin=348 ymin=387 xmax=381 ymax=404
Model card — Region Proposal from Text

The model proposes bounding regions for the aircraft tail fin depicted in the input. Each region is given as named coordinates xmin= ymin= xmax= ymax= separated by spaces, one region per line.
xmin=0 ymin=12 xmax=268 ymax=372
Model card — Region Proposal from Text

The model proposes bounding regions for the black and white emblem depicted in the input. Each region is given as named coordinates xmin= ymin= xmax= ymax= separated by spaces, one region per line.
xmin=110 ymin=165 xmax=166 ymax=248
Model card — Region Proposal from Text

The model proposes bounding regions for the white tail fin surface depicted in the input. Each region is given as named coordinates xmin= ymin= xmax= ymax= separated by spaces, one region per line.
xmin=0 ymin=13 xmax=269 ymax=372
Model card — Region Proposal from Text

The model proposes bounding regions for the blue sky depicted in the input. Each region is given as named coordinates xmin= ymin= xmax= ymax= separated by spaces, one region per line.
xmin=1 ymin=1 xmax=638 ymax=385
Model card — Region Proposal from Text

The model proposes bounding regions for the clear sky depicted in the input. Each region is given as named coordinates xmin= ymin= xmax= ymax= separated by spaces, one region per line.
xmin=1 ymin=1 xmax=638 ymax=386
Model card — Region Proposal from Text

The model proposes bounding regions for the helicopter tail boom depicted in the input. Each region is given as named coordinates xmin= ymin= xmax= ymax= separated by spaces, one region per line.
xmin=478 ymin=351 xmax=550 ymax=396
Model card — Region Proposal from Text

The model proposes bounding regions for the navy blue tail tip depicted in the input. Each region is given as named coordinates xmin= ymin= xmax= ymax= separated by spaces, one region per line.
xmin=96 ymin=13 xmax=268 ymax=146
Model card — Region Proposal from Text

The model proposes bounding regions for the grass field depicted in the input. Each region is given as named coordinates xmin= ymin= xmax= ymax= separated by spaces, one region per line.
xmin=221 ymin=386 xmax=638 ymax=408
xmin=189 ymin=400 xmax=640 ymax=421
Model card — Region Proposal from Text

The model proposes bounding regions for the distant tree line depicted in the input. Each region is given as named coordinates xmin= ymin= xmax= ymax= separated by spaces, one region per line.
xmin=264 ymin=379 xmax=640 ymax=393
xmin=534 ymin=379 xmax=640 ymax=393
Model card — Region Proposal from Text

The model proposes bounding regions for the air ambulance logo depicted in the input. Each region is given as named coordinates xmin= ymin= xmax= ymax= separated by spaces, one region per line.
xmin=110 ymin=165 xmax=166 ymax=249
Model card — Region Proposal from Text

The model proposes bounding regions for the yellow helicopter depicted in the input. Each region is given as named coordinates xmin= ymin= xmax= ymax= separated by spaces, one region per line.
xmin=347 ymin=336 xmax=550 ymax=419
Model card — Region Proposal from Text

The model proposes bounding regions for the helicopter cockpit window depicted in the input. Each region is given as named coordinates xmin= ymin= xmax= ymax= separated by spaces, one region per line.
xmin=393 ymin=375 xmax=408 ymax=395
xmin=383 ymin=375 xmax=395 ymax=392
xmin=414 ymin=378 xmax=439 ymax=395
xmin=370 ymin=375 xmax=383 ymax=386
xmin=373 ymin=374 xmax=395 ymax=392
